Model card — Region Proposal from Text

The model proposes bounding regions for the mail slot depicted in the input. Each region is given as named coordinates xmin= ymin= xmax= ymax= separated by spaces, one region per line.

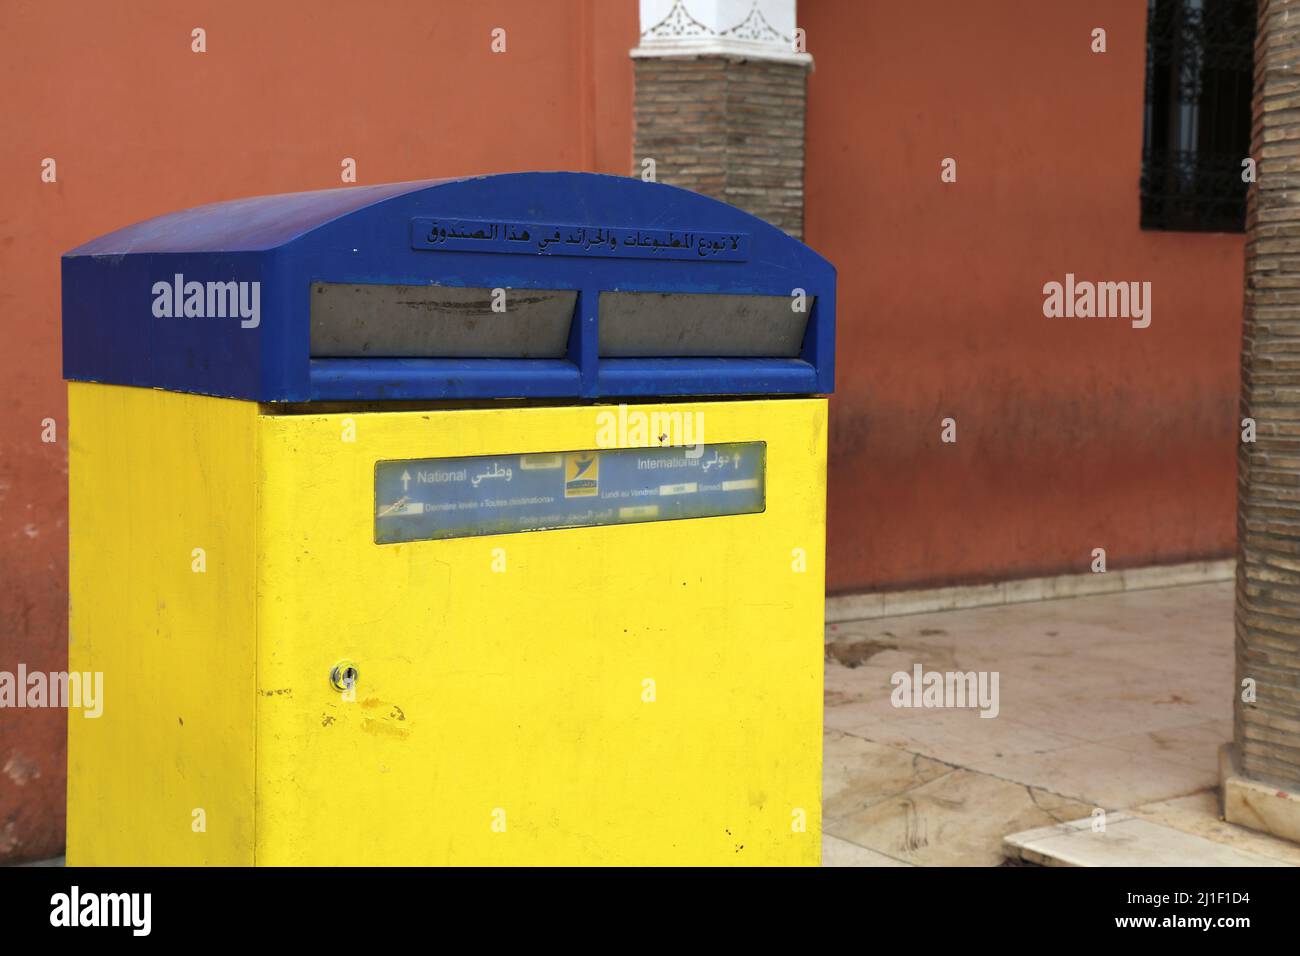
xmin=62 ymin=171 xmax=835 ymax=866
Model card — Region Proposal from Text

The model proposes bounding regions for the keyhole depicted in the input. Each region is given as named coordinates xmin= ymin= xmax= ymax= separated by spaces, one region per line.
xmin=330 ymin=661 xmax=359 ymax=692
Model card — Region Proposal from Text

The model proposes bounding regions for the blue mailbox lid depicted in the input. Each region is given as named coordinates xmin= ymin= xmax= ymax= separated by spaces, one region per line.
xmin=62 ymin=172 xmax=835 ymax=402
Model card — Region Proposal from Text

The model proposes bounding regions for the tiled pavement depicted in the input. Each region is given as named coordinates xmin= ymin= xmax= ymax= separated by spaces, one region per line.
xmin=821 ymin=581 xmax=1300 ymax=866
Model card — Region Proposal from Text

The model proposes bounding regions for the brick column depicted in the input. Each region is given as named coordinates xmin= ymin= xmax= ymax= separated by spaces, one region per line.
xmin=631 ymin=0 xmax=810 ymax=238
xmin=1231 ymin=0 xmax=1300 ymax=837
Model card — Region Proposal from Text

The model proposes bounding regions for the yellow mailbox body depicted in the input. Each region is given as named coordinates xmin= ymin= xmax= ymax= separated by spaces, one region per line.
xmin=67 ymin=385 xmax=826 ymax=866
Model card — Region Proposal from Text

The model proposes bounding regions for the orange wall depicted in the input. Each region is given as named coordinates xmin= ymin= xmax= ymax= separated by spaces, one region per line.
xmin=804 ymin=0 xmax=1243 ymax=592
xmin=0 ymin=0 xmax=635 ymax=863
xmin=0 ymin=0 xmax=1247 ymax=861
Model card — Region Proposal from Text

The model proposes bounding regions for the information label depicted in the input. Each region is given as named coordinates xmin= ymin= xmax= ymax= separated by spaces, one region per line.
xmin=409 ymin=217 xmax=750 ymax=261
xmin=374 ymin=443 xmax=765 ymax=543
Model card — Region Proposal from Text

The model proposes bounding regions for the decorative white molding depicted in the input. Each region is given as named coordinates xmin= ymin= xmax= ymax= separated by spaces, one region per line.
xmin=631 ymin=0 xmax=812 ymax=66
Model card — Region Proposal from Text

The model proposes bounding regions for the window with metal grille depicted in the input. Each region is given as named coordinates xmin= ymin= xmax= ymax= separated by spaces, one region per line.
xmin=1141 ymin=0 xmax=1256 ymax=232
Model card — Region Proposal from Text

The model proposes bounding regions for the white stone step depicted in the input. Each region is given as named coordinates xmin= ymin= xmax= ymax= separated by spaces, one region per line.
xmin=1004 ymin=812 xmax=1292 ymax=867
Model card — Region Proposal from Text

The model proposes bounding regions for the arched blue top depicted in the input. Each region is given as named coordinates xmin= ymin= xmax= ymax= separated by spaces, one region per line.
xmin=68 ymin=179 xmax=456 ymax=255
xmin=62 ymin=172 xmax=835 ymax=401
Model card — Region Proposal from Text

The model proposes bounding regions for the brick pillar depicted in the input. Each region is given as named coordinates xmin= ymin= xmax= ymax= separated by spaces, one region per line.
xmin=630 ymin=0 xmax=810 ymax=238
xmin=1235 ymin=0 xmax=1300 ymax=798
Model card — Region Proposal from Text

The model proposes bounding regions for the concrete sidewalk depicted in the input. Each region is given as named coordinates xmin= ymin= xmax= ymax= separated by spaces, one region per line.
xmin=821 ymin=580 xmax=1300 ymax=866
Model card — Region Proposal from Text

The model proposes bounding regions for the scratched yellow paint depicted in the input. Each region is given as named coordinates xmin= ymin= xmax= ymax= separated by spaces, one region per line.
xmin=69 ymin=385 xmax=826 ymax=866
xmin=67 ymin=383 xmax=258 ymax=865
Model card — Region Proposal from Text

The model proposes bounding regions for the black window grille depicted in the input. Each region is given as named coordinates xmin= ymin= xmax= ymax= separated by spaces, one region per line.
xmin=1141 ymin=0 xmax=1256 ymax=232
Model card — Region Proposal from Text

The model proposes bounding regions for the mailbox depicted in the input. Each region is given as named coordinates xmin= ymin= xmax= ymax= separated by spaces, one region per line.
xmin=63 ymin=172 xmax=835 ymax=866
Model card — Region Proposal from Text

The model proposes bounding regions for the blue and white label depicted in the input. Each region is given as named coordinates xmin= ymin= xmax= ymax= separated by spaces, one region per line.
xmin=374 ymin=443 xmax=765 ymax=543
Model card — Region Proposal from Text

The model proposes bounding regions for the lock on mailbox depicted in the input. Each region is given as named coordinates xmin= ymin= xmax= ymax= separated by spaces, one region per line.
xmin=63 ymin=172 xmax=836 ymax=866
